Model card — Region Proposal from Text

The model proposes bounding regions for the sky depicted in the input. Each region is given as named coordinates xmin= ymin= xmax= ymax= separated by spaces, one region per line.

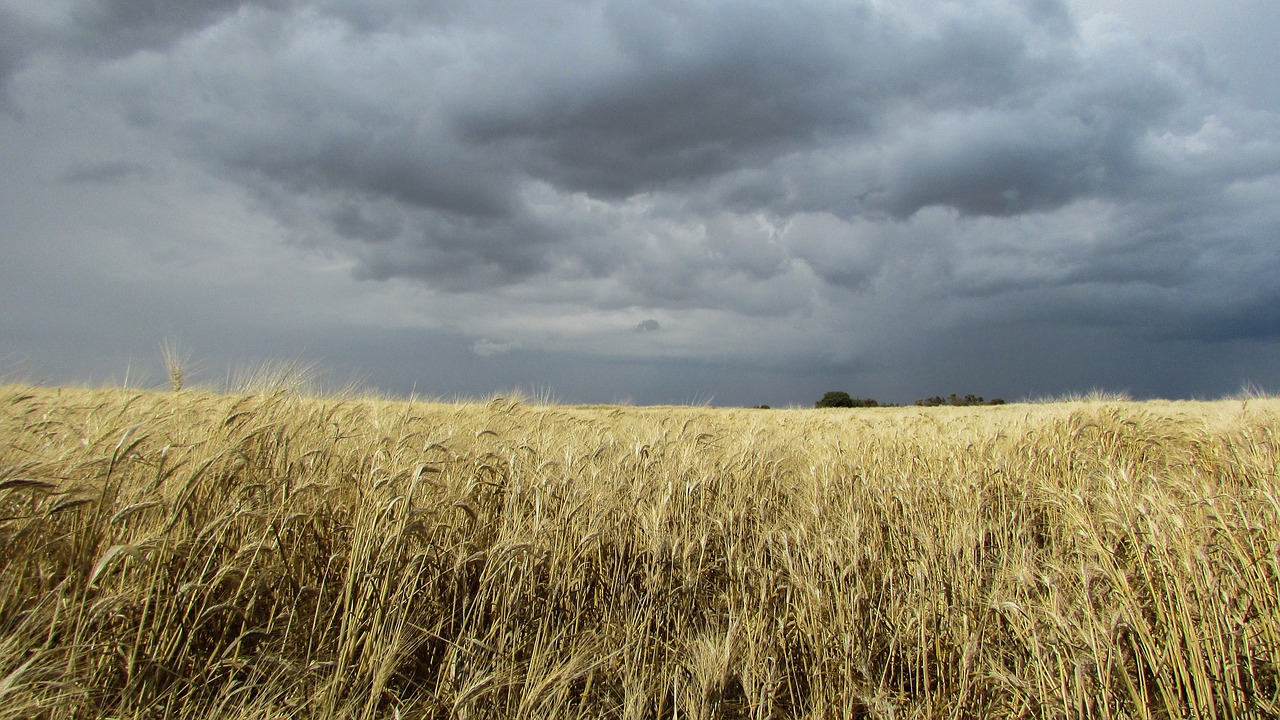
xmin=2 ymin=0 xmax=1279 ymax=406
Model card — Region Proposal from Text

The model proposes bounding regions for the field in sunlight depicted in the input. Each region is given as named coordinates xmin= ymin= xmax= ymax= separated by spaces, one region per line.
xmin=1 ymin=384 xmax=1277 ymax=719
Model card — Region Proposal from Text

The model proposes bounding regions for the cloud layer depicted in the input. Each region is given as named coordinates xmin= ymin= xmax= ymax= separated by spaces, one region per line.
xmin=3 ymin=0 xmax=1279 ymax=402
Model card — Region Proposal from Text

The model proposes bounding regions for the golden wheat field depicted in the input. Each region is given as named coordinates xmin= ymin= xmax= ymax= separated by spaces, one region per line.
xmin=1 ymin=382 xmax=1277 ymax=719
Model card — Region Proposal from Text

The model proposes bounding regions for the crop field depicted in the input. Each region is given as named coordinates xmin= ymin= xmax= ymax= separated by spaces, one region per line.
xmin=0 ymin=383 xmax=1277 ymax=719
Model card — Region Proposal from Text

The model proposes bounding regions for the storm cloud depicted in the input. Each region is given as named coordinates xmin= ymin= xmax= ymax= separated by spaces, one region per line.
xmin=2 ymin=0 xmax=1279 ymax=404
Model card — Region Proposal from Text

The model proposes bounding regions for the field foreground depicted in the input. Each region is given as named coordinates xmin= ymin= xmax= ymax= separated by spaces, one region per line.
xmin=0 ymin=385 xmax=1277 ymax=719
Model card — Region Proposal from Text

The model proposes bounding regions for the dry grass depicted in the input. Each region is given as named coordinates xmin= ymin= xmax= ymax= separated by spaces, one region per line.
xmin=0 ymin=383 xmax=1277 ymax=719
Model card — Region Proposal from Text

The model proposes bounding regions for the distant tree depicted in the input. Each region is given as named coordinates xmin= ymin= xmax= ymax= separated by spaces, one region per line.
xmin=816 ymin=391 xmax=855 ymax=408
xmin=753 ymin=404 xmax=771 ymax=409
xmin=915 ymin=393 xmax=1008 ymax=407
xmin=816 ymin=391 xmax=879 ymax=408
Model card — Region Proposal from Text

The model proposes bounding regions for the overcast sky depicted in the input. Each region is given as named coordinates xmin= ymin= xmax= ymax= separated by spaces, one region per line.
xmin=3 ymin=0 xmax=1279 ymax=406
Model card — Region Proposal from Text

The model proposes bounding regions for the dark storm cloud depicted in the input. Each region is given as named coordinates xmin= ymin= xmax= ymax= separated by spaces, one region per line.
xmin=456 ymin=2 xmax=878 ymax=196
xmin=455 ymin=0 xmax=1085 ymax=201
xmin=219 ymin=132 xmax=518 ymax=221
xmin=98 ymin=0 xmax=1212 ymax=287
xmin=1188 ymin=291 xmax=1280 ymax=342
xmin=326 ymin=200 xmax=400 ymax=243
xmin=70 ymin=0 xmax=290 ymax=57
xmin=108 ymin=0 xmax=1264 ymax=333
xmin=61 ymin=160 xmax=152 ymax=184
xmin=0 ymin=15 xmax=22 ymax=83
xmin=878 ymin=112 xmax=1117 ymax=218
xmin=5 ymin=0 xmax=1280 ymax=403
xmin=347 ymin=209 xmax=563 ymax=289
xmin=0 ymin=6 xmax=44 ymax=105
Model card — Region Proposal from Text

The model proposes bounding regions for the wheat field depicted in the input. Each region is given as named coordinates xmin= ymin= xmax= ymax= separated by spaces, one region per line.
xmin=0 ymin=383 xmax=1277 ymax=719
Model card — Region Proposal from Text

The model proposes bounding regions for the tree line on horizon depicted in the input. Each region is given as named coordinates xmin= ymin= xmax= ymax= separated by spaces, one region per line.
xmin=807 ymin=390 xmax=1006 ymax=408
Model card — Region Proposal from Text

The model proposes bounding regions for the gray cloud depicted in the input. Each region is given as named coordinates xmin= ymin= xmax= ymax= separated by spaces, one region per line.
xmin=70 ymin=0 xmax=291 ymax=57
xmin=114 ymin=1 xmax=1280 ymax=327
xmin=105 ymin=0 xmax=1222 ymax=284
xmin=0 ymin=7 xmax=46 ymax=107
xmin=0 ymin=16 xmax=23 ymax=87
xmin=61 ymin=160 xmax=152 ymax=184
xmin=454 ymin=0 xmax=1094 ymax=202
xmin=471 ymin=337 xmax=519 ymax=357
xmin=3 ymin=0 xmax=1280 ymax=403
